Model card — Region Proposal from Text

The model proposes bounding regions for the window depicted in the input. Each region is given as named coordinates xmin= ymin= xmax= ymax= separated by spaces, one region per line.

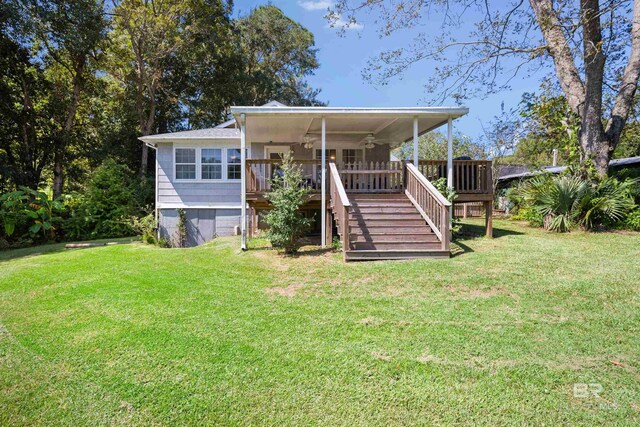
xmin=201 ymin=148 xmax=222 ymax=180
xmin=227 ymin=148 xmax=241 ymax=180
xmin=342 ymin=149 xmax=363 ymax=165
xmin=315 ymin=149 xmax=337 ymax=161
xmin=175 ymin=148 xmax=196 ymax=180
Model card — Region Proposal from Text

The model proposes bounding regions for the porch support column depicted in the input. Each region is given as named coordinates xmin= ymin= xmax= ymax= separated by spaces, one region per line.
xmin=240 ymin=113 xmax=247 ymax=250
xmin=413 ymin=116 xmax=419 ymax=166
xmin=447 ymin=116 xmax=453 ymax=221
xmin=321 ymin=116 xmax=327 ymax=247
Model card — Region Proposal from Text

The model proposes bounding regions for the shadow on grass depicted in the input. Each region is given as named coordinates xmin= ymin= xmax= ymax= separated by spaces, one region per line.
xmin=0 ymin=237 xmax=136 ymax=263
xmin=457 ymin=222 xmax=525 ymax=240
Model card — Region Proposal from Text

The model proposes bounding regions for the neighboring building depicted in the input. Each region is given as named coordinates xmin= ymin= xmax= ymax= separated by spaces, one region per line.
xmin=497 ymin=156 xmax=640 ymax=189
xmin=141 ymin=101 xmax=493 ymax=260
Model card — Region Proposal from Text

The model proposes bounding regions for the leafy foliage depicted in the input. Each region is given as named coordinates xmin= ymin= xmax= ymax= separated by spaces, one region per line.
xmin=264 ymin=153 xmax=313 ymax=254
xmin=512 ymin=174 xmax=638 ymax=232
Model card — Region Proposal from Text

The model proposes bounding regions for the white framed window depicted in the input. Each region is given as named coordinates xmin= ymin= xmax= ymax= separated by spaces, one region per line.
xmin=342 ymin=149 xmax=364 ymax=164
xmin=175 ymin=148 xmax=196 ymax=180
xmin=227 ymin=148 xmax=242 ymax=180
xmin=201 ymin=148 xmax=222 ymax=180
xmin=315 ymin=149 xmax=337 ymax=162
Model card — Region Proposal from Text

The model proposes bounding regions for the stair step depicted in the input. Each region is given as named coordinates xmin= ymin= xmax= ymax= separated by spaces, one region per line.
xmin=351 ymin=241 xmax=442 ymax=250
xmin=350 ymin=214 xmax=424 ymax=221
xmin=350 ymin=234 xmax=439 ymax=243
xmin=344 ymin=249 xmax=450 ymax=261
xmin=349 ymin=228 xmax=434 ymax=235
xmin=349 ymin=219 xmax=426 ymax=227
xmin=351 ymin=207 xmax=417 ymax=214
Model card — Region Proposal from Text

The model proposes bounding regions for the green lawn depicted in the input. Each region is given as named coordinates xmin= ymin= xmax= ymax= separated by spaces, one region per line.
xmin=1 ymin=220 xmax=639 ymax=425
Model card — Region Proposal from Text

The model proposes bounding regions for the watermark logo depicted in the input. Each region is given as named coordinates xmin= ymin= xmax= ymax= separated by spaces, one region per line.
xmin=573 ymin=383 xmax=603 ymax=399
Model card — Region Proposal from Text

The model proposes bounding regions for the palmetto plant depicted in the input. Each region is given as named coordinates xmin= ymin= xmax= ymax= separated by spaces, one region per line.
xmin=519 ymin=174 xmax=639 ymax=232
xmin=521 ymin=175 xmax=588 ymax=232
xmin=578 ymin=177 xmax=639 ymax=230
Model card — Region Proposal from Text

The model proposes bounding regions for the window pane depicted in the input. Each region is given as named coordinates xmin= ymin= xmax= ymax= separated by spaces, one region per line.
xmin=176 ymin=164 xmax=195 ymax=180
xmin=202 ymin=164 xmax=222 ymax=180
xmin=175 ymin=148 xmax=195 ymax=164
xmin=227 ymin=164 xmax=241 ymax=180
xmin=315 ymin=149 xmax=337 ymax=161
xmin=227 ymin=148 xmax=241 ymax=164
xmin=202 ymin=148 xmax=222 ymax=164
xmin=342 ymin=149 xmax=362 ymax=164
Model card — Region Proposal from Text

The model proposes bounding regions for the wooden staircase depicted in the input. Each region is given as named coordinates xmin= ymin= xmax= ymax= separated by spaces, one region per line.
xmin=342 ymin=194 xmax=449 ymax=260
xmin=328 ymin=162 xmax=452 ymax=262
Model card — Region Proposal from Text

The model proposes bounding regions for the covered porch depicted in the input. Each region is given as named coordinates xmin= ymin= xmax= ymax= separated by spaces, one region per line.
xmin=231 ymin=105 xmax=492 ymax=259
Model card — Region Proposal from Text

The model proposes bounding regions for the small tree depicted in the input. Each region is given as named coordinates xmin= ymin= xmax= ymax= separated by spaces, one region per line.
xmin=264 ymin=152 xmax=313 ymax=254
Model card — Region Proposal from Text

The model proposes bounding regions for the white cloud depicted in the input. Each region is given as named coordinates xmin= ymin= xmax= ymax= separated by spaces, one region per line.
xmin=298 ymin=0 xmax=333 ymax=11
xmin=328 ymin=15 xmax=364 ymax=31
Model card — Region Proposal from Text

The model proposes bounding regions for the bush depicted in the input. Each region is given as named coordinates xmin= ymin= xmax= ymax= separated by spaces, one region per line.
xmin=620 ymin=208 xmax=640 ymax=231
xmin=0 ymin=187 xmax=65 ymax=245
xmin=66 ymin=159 xmax=148 ymax=239
xmin=511 ymin=206 xmax=544 ymax=227
xmin=264 ymin=153 xmax=313 ymax=254
xmin=125 ymin=213 xmax=157 ymax=244
xmin=511 ymin=173 xmax=638 ymax=232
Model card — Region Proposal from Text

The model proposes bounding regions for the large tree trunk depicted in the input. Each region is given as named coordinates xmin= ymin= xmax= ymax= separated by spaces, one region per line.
xmin=53 ymin=58 xmax=86 ymax=198
xmin=579 ymin=0 xmax=608 ymax=177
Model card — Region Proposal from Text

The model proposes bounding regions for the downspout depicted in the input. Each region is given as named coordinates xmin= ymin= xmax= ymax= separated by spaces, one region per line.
xmin=145 ymin=141 xmax=159 ymax=240
xmin=240 ymin=114 xmax=247 ymax=250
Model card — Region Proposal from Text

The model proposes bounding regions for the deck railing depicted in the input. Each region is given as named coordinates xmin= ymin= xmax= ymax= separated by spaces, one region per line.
xmin=405 ymin=162 xmax=451 ymax=251
xmin=418 ymin=160 xmax=492 ymax=194
xmin=339 ymin=161 xmax=404 ymax=193
xmin=329 ymin=162 xmax=351 ymax=254
xmin=246 ymin=159 xmax=321 ymax=194
xmin=246 ymin=159 xmax=493 ymax=196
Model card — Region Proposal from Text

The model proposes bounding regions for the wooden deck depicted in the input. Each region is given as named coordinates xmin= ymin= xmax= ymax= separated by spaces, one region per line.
xmin=246 ymin=159 xmax=494 ymax=260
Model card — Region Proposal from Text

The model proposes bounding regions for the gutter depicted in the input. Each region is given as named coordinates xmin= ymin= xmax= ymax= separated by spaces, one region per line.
xmin=144 ymin=142 xmax=160 ymax=240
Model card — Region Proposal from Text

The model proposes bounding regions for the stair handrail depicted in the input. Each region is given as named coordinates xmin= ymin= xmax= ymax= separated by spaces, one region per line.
xmin=404 ymin=162 xmax=451 ymax=251
xmin=329 ymin=162 xmax=351 ymax=253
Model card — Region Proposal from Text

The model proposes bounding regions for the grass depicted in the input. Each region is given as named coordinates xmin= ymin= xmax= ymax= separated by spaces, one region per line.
xmin=0 ymin=219 xmax=639 ymax=425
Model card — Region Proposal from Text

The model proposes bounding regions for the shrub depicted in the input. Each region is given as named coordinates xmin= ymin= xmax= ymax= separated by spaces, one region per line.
xmin=0 ymin=187 xmax=64 ymax=244
xmin=577 ymin=176 xmax=638 ymax=230
xmin=511 ymin=206 xmax=544 ymax=227
xmin=619 ymin=208 xmax=640 ymax=231
xmin=513 ymin=173 xmax=638 ymax=232
xmin=126 ymin=212 xmax=157 ymax=244
xmin=521 ymin=175 xmax=588 ymax=232
xmin=264 ymin=152 xmax=313 ymax=254
xmin=67 ymin=159 xmax=146 ymax=239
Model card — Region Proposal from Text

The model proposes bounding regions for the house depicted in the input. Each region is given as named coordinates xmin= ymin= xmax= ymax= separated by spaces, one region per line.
xmin=140 ymin=101 xmax=494 ymax=260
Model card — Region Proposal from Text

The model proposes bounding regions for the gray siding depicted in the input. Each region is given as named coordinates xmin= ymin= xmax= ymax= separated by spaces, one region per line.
xmin=365 ymin=144 xmax=391 ymax=163
xmin=159 ymin=208 xmax=240 ymax=246
xmin=156 ymin=141 xmax=241 ymax=208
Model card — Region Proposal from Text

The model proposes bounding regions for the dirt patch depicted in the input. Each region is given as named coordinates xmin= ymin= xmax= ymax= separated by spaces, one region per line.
xmin=359 ymin=316 xmax=385 ymax=327
xmin=265 ymin=283 xmax=305 ymax=297
xmin=371 ymin=351 xmax=392 ymax=361
xmin=443 ymin=284 xmax=515 ymax=299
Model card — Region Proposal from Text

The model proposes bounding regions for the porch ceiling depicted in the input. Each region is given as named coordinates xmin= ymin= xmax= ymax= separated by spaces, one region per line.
xmin=230 ymin=106 xmax=468 ymax=145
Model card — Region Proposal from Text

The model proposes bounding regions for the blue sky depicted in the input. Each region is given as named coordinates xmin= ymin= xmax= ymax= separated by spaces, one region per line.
xmin=233 ymin=0 xmax=547 ymax=141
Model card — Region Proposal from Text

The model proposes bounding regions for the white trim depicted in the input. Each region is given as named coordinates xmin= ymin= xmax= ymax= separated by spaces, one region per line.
xmin=413 ymin=116 xmax=419 ymax=166
xmin=158 ymin=204 xmax=242 ymax=210
xmin=231 ymin=106 xmax=469 ymax=118
xmin=172 ymin=146 xmax=242 ymax=183
xmin=321 ymin=117 xmax=326 ymax=248
xmin=240 ymin=114 xmax=247 ymax=250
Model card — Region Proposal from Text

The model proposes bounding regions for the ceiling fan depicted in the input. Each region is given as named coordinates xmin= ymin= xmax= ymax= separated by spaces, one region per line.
xmin=301 ymin=133 xmax=316 ymax=149
xmin=363 ymin=133 xmax=393 ymax=149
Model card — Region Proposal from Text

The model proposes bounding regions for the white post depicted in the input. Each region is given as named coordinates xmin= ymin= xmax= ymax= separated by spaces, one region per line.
xmin=321 ymin=116 xmax=327 ymax=247
xmin=447 ymin=115 xmax=453 ymax=221
xmin=240 ymin=113 xmax=247 ymax=250
xmin=413 ymin=116 xmax=419 ymax=166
